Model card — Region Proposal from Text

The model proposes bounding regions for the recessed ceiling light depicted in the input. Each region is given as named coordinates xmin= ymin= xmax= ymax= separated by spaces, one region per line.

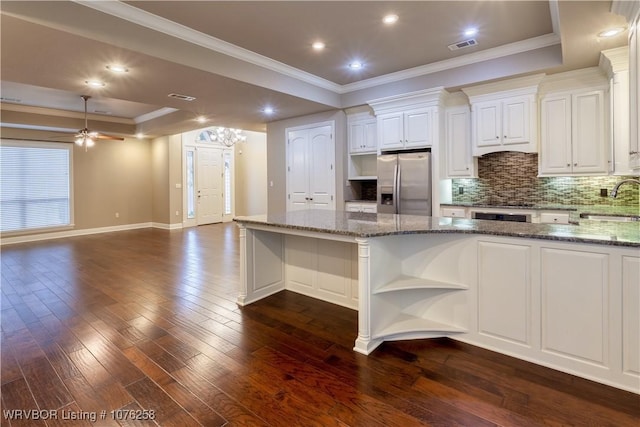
xmin=85 ymin=80 xmax=105 ymax=88
xmin=382 ymin=14 xmax=399 ymax=25
xmin=106 ymin=64 xmax=129 ymax=73
xmin=598 ymin=27 xmax=625 ymax=38
xmin=312 ymin=41 xmax=326 ymax=51
xmin=136 ymin=132 xmax=145 ymax=139
xmin=348 ymin=61 xmax=364 ymax=70
xmin=464 ymin=27 xmax=478 ymax=37
xmin=263 ymin=106 xmax=274 ymax=115
xmin=196 ymin=116 xmax=208 ymax=123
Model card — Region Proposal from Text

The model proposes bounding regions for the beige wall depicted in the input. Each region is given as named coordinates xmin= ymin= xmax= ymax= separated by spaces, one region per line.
xmin=73 ymin=137 xmax=152 ymax=229
xmin=266 ymin=110 xmax=347 ymax=214
xmin=151 ymin=134 xmax=183 ymax=225
xmin=168 ymin=134 xmax=183 ymax=224
xmin=151 ymin=136 xmax=170 ymax=224
xmin=234 ymin=130 xmax=267 ymax=216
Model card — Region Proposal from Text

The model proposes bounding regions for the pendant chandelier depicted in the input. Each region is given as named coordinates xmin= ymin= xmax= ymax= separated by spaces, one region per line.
xmin=207 ymin=127 xmax=247 ymax=147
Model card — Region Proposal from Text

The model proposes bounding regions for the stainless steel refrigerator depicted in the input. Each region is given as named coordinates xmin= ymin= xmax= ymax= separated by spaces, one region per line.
xmin=377 ymin=151 xmax=432 ymax=215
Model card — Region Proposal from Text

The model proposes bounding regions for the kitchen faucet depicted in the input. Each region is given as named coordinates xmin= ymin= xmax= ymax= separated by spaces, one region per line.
xmin=609 ymin=179 xmax=640 ymax=198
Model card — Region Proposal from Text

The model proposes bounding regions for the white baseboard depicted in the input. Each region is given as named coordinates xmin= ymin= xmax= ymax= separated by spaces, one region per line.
xmin=152 ymin=222 xmax=184 ymax=230
xmin=0 ymin=222 xmax=182 ymax=246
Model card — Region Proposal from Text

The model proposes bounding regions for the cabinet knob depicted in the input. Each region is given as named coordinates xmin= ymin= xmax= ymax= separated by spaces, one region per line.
xmin=574 ymin=163 xmax=577 ymax=166
xmin=504 ymin=135 xmax=507 ymax=139
xmin=496 ymin=136 xmax=499 ymax=139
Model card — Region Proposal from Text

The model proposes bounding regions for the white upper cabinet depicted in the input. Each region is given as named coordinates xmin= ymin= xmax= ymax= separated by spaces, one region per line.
xmin=474 ymin=96 xmax=531 ymax=150
xmin=368 ymin=87 xmax=447 ymax=152
xmin=348 ymin=113 xmax=377 ymax=154
xmin=611 ymin=1 xmax=640 ymax=170
xmin=445 ymin=105 xmax=476 ymax=177
xmin=378 ymin=108 xmax=433 ymax=150
xmin=539 ymin=69 xmax=609 ymax=176
xmin=600 ymin=47 xmax=634 ymax=175
xmin=462 ymin=75 xmax=543 ymax=156
xmin=629 ymin=13 xmax=640 ymax=169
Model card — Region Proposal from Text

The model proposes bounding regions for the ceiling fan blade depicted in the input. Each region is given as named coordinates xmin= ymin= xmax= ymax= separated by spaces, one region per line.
xmin=95 ymin=134 xmax=125 ymax=141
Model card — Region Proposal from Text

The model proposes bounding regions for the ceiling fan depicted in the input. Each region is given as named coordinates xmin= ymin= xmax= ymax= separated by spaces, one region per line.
xmin=74 ymin=95 xmax=124 ymax=150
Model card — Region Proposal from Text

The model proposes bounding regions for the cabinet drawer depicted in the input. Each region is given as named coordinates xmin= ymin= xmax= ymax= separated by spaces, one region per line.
xmin=361 ymin=204 xmax=377 ymax=213
xmin=540 ymin=212 xmax=570 ymax=224
xmin=441 ymin=207 xmax=466 ymax=218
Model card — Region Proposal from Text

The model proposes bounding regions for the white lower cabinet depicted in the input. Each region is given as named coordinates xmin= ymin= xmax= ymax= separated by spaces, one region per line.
xmin=539 ymin=212 xmax=570 ymax=224
xmin=284 ymin=235 xmax=358 ymax=309
xmin=440 ymin=207 xmax=467 ymax=218
xmin=469 ymin=238 xmax=639 ymax=393
xmin=622 ymin=256 xmax=640 ymax=377
xmin=541 ymin=248 xmax=608 ymax=365
xmin=478 ymin=241 xmax=531 ymax=346
xmin=345 ymin=202 xmax=377 ymax=213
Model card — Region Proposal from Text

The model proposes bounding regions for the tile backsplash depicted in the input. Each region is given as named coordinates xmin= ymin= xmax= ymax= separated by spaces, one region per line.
xmin=451 ymin=152 xmax=639 ymax=207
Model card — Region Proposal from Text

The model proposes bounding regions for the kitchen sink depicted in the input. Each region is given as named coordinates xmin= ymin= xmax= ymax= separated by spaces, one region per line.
xmin=579 ymin=213 xmax=640 ymax=222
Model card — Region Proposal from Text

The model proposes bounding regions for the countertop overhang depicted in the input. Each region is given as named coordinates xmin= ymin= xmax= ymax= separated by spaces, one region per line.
xmin=234 ymin=210 xmax=640 ymax=247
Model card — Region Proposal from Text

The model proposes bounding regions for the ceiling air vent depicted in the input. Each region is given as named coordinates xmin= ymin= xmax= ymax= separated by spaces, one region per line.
xmin=168 ymin=93 xmax=196 ymax=102
xmin=448 ymin=39 xmax=478 ymax=51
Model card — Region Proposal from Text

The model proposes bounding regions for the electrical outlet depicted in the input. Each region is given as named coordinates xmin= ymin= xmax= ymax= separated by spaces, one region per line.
xmin=458 ymin=187 xmax=464 ymax=195
xmin=600 ymin=188 xmax=608 ymax=197
xmin=175 ymin=211 xmax=180 ymax=216
xmin=115 ymin=212 xmax=119 ymax=218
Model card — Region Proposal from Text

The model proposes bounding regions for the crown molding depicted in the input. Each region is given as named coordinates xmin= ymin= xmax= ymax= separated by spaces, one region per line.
xmin=611 ymin=0 xmax=640 ymax=22
xmin=367 ymin=87 xmax=448 ymax=115
xmin=538 ymin=67 xmax=608 ymax=96
xmin=599 ymin=46 xmax=630 ymax=76
xmin=75 ymin=0 xmax=562 ymax=98
xmin=340 ymin=33 xmax=560 ymax=94
xmin=461 ymin=73 xmax=546 ymax=99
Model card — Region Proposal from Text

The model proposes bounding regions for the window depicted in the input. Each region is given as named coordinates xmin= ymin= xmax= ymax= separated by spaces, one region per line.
xmin=1 ymin=141 xmax=72 ymax=233
xmin=223 ymin=151 xmax=232 ymax=215
xmin=186 ymin=150 xmax=195 ymax=219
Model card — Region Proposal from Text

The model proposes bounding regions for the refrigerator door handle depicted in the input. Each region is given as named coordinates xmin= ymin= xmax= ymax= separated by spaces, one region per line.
xmin=395 ymin=164 xmax=401 ymax=214
xmin=392 ymin=163 xmax=399 ymax=214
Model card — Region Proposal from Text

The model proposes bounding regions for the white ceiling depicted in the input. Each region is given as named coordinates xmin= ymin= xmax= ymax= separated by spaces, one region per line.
xmin=0 ymin=1 xmax=629 ymax=139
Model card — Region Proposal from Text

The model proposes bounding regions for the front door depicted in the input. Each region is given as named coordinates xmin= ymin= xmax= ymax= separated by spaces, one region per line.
xmin=197 ymin=147 xmax=223 ymax=225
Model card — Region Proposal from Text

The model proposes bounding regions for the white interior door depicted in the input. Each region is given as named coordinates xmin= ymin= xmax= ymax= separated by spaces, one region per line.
xmin=287 ymin=129 xmax=310 ymax=211
xmin=308 ymin=125 xmax=334 ymax=209
xmin=197 ymin=147 xmax=223 ymax=225
xmin=286 ymin=122 xmax=335 ymax=212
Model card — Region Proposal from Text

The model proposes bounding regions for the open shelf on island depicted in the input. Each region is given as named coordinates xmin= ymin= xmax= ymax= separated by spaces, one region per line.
xmin=374 ymin=274 xmax=468 ymax=294
xmin=374 ymin=313 xmax=467 ymax=339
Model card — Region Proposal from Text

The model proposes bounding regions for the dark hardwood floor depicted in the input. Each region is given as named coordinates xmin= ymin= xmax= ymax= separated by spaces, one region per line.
xmin=1 ymin=223 xmax=638 ymax=426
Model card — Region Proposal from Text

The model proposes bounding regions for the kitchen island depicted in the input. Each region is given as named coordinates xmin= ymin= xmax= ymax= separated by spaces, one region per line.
xmin=234 ymin=210 xmax=639 ymax=393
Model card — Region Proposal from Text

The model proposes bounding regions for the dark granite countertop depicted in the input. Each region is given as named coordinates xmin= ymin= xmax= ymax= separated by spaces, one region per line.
xmin=234 ymin=210 xmax=640 ymax=247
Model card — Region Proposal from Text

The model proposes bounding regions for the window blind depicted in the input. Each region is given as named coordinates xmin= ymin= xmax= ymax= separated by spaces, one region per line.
xmin=1 ymin=142 xmax=72 ymax=233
